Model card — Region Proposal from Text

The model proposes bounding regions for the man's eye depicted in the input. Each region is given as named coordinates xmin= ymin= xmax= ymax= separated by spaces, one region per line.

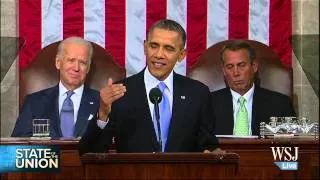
xmin=239 ymin=62 xmax=246 ymax=67
xmin=150 ymin=44 xmax=158 ymax=48
xmin=80 ymin=61 xmax=88 ymax=65
xmin=226 ymin=65 xmax=233 ymax=69
xmin=66 ymin=58 xmax=75 ymax=62
xmin=166 ymin=47 xmax=175 ymax=52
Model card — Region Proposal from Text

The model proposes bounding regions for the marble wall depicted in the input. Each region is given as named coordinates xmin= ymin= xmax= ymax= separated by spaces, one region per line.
xmin=1 ymin=0 xmax=19 ymax=137
xmin=1 ymin=0 xmax=319 ymax=137
xmin=292 ymin=0 xmax=319 ymax=122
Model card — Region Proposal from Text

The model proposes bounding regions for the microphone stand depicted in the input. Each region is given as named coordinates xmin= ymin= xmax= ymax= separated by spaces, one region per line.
xmin=154 ymin=101 xmax=162 ymax=152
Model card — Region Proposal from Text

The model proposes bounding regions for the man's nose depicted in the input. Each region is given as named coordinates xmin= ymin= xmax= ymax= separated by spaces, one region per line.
xmin=232 ymin=67 xmax=240 ymax=76
xmin=73 ymin=61 xmax=80 ymax=71
xmin=155 ymin=48 xmax=165 ymax=58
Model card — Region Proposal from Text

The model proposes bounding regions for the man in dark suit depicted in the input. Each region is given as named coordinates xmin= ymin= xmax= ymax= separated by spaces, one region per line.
xmin=12 ymin=37 xmax=99 ymax=138
xmin=211 ymin=40 xmax=296 ymax=136
xmin=79 ymin=19 xmax=222 ymax=154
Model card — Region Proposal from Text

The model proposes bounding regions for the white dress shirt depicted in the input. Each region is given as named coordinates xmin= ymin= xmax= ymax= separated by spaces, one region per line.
xmin=59 ymin=81 xmax=84 ymax=124
xmin=144 ymin=67 xmax=173 ymax=122
xmin=230 ymin=84 xmax=255 ymax=135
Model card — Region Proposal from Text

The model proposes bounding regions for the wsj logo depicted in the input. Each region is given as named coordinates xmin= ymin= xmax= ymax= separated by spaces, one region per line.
xmin=271 ymin=147 xmax=299 ymax=170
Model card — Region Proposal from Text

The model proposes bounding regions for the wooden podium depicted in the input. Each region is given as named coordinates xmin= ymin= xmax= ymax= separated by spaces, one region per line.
xmin=81 ymin=153 xmax=239 ymax=180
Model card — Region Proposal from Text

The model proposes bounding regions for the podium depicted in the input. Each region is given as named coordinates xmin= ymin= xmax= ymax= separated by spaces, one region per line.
xmin=81 ymin=153 xmax=239 ymax=180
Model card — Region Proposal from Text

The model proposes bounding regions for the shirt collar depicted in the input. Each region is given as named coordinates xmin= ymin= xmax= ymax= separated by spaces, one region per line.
xmin=230 ymin=84 xmax=255 ymax=103
xmin=59 ymin=81 xmax=84 ymax=97
xmin=144 ymin=67 xmax=173 ymax=94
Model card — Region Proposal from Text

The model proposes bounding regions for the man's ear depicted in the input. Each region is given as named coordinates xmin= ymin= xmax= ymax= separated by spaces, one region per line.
xmin=178 ymin=49 xmax=187 ymax=62
xmin=55 ymin=56 xmax=61 ymax=70
xmin=221 ymin=64 xmax=227 ymax=76
xmin=143 ymin=40 xmax=147 ymax=55
xmin=252 ymin=60 xmax=258 ymax=73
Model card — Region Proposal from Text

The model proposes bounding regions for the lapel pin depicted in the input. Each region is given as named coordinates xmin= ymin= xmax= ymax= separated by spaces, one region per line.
xmin=88 ymin=114 xmax=94 ymax=120
xmin=181 ymin=96 xmax=186 ymax=100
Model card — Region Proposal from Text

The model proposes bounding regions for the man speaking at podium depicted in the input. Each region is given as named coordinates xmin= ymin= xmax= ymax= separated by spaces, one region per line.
xmin=80 ymin=19 xmax=222 ymax=154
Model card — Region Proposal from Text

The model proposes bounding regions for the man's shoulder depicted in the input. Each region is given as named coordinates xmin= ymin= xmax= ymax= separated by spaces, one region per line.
xmin=117 ymin=70 xmax=143 ymax=86
xmin=27 ymin=86 xmax=57 ymax=99
xmin=256 ymin=87 xmax=291 ymax=100
xmin=22 ymin=86 xmax=57 ymax=107
xmin=174 ymin=73 xmax=209 ymax=90
xmin=84 ymin=86 xmax=99 ymax=96
xmin=211 ymin=88 xmax=229 ymax=97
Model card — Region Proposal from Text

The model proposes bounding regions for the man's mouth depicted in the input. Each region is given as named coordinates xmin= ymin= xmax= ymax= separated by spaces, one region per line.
xmin=233 ymin=80 xmax=243 ymax=85
xmin=152 ymin=61 xmax=166 ymax=68
xmin=69 ymin=73 xmax=80 ymax=79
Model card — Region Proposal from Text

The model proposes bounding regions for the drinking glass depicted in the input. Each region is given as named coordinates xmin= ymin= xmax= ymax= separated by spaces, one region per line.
xmin=32 ymin=118 xmax=50 ymax=139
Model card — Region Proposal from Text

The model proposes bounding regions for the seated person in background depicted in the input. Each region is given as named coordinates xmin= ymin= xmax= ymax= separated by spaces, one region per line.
xmin=211 ymin=40 xmax=296 ymax=136
xmin=12 ymin=37 xmax=99 ymax=138
xmin=79 ymin=19 xmax=223 ymax=155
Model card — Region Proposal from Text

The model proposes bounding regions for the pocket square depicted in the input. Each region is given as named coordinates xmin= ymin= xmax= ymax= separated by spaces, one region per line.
xmin=89 ymin=101 xmax=94 ymax=104
xmin=88 ymin=114 xmax=94 ymax=120
xmin=181 ymin=96 xmax=186 ymax=100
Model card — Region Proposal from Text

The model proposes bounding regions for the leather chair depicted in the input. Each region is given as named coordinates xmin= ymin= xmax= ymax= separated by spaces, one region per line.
xmin=187 ymin=40 xmax=292 ymax=97
xmin=19 ymin=41 xmax=126 ymax=110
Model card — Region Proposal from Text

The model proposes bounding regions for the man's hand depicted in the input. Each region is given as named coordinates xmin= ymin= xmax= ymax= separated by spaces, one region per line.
xmin=98 ymin=78 xmax=126 ymax=120
xmin=203 ymin=148 xmax=226 ymax=155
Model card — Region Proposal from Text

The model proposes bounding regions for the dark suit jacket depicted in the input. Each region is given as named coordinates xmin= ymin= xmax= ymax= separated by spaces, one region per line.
xmin=211 ymin=87 xmax=296 ymax=135
xmin=79 ymin=70 xmax=218 ymax=154
xmin=11 ymin=85 xmax=99 ymax=137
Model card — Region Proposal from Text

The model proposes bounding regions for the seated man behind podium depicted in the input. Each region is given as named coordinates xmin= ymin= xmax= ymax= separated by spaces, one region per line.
xmin=12 ymin=37 xmax=99 ymax=138
xmin=211 ymin=40 xmax=295 ymax=136
xmin=79 ymin=19 xmax=222 ymax=154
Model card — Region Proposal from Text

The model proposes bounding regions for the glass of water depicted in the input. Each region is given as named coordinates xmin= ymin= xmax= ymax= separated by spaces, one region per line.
xmin=32 ymin=119 xmax=50 ymax=139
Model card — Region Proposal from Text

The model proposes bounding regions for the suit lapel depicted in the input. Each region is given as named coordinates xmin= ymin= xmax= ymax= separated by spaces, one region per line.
xmin=133 ymin=70 xmax=159 ymax=150
xmin=165 ymin=74 xmax=188 ymax=151
xmin=252 ymin=87 xmax=264 ymax=135
xmin=41 ymin=85 xmax=61 ymax=137
xmin=223 ymin=89 xmax=234 ymax=135
xmin=74 ymin=87 xmax=97 ymax=137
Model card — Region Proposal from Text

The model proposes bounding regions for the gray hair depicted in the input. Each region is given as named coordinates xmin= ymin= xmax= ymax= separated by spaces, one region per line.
xmin=148 ymin=19 xmax=186 ymax=48
xmin=57 ymin=37 xmax=93 ymax=65
xmin=220 ymin=40 xmax=256 ymax=64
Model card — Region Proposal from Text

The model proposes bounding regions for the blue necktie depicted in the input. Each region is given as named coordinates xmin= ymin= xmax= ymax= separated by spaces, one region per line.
xmin=60 ymin=91 xmax=75 ymax=137
xmin=157 ymin=82 xmax=172 ymax=152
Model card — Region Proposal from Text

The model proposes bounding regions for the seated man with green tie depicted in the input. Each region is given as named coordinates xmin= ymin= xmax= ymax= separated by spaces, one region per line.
xmin=211 ymin=40 xmax=296 ymax=136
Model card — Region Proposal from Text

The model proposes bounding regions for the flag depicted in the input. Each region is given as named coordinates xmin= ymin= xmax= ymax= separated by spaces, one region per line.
xmin=18 ymin=0 xmax=292 ymax=76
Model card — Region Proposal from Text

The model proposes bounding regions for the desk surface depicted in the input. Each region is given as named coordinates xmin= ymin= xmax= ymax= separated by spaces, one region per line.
xmin=1 ymin=136 xmax=318 ymax=144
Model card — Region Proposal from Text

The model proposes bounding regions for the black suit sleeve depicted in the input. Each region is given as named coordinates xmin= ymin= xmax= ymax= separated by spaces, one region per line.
xmin=78 ymin=114 xmax=114 ymax=156
xmin=281 ymin=95 xmax=296 ymax=117
xmin=11 ymin=95 xmax=33 ymax=137
xmin=197 ymin=87 xmax=219 ymax=151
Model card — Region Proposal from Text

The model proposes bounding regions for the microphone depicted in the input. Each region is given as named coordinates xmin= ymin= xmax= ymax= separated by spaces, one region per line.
xmin=149 ymin=88 xmax=162 ymax=152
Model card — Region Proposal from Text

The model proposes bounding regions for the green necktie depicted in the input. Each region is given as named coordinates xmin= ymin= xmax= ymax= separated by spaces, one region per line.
xmin=234 ymin=97 xmax=249 ymax=135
